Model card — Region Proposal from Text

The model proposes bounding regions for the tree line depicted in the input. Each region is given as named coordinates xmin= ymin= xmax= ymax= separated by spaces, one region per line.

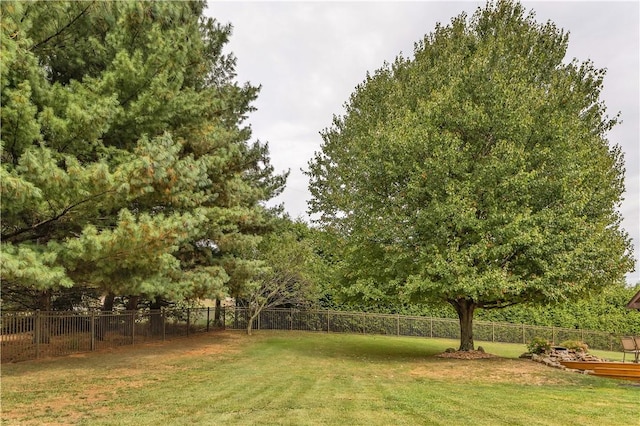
xmin=2 ymin=1 xmax=636 ymax=348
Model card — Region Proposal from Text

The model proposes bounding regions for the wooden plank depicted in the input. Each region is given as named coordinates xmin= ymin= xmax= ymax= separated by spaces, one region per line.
xmin=559 ymin=361 xmax=640 ymax=380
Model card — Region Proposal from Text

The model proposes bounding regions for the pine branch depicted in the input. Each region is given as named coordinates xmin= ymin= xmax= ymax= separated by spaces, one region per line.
xmin=29 ymin=1 xmax=95 ymax=52
xmin=2 ymin=190 xmax=113 ymax=241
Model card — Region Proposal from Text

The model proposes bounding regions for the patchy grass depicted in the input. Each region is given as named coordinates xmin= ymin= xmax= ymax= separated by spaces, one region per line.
xmin=1 ymin=331 xmax=637 ymax=425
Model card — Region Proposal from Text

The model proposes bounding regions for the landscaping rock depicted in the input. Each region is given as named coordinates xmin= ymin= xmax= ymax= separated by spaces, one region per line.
xmin=523 ymin=346 xmax=606 ymax=372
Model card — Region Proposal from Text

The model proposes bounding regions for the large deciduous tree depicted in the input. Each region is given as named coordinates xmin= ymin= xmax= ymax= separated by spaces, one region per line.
xmin=306 ymin=0 xmax=633 ymax=351
xmin=1 ymin=1 xmax=285 ymax=311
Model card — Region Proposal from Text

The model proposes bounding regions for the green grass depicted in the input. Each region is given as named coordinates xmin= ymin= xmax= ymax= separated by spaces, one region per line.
xmin=1 ymin=331 xmax=638 ymax=425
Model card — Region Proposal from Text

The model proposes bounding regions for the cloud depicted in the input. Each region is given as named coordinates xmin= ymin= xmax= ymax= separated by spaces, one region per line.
xmin=208 ymin=1 xmax=639 ymax=284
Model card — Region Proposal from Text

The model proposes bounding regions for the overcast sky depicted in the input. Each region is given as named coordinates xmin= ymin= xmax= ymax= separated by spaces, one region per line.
xmin=206 ymin=1 xmax=640 ymax=285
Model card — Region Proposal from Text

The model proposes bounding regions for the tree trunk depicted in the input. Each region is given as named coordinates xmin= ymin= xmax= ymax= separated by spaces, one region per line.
xmin=247 ymin=310 xmax=257 ymax=335
xmin=126 ymin=295 xmax=139 ymax=311
xmin=123 ymin=296 xmax=139 ymax=336
xmin=149 ymin=299 xmax=163 ymax=336
xmin=214 ymin=298 xmax=222 ymax=327
xmin=97 ymin=292 xmax=115 ymax=341
xmin=34 ymin=290 xmax=52 ymax=344
xmin=450 ymin=298 xmax=476 ymax=351
xmin=102 ymin=293 xmax=115 ymax=311
xmin=36 ymin=289 xmax=52 ymax=311
xmin=247 ymin=307 xmax=261 ymax=335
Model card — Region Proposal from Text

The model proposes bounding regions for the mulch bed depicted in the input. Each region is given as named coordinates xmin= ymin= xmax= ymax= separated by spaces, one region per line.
xmin=436 ymin=350 xmax=497 ymax=360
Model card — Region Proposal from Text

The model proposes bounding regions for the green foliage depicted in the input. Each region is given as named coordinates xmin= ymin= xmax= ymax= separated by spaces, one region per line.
xmin=560 ymin=340 xmax=589 ymax=352
xmin=476 ymin=283 xmax=640 ymax=334
xmin=306 ymin=0 xmax=633 ymax=350
xmin=0 ymin=1 xmax=285 ymax=309
xmin=237 ymin=217 xmax=325 ymax=333
xmin=527 ymin=337 xmax=551 ymax=354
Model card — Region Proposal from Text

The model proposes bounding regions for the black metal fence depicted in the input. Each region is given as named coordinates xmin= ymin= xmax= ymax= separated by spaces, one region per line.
xmin=225 ymin=308 xmax=620 ymax=352
xmin=1 ymin=307 xmax=621 ymax=363
xmin=0 ymin=308 xmax=224 ymax=363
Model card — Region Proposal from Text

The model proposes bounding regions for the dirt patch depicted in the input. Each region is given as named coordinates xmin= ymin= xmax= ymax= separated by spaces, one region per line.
xmin=0 ymin=331 xmax=249 ymax=425
xmin=71 ymin=330 xmax=244 ymax=361
xmin=410 ymin=357 xmax=573 ymax=385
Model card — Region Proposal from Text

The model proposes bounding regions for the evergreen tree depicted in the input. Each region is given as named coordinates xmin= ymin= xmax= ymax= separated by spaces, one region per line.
xmin=1 ymin=1 xmax=286 ymax=310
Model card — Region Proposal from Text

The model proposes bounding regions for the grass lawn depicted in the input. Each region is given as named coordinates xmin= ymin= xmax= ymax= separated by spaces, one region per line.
xmin=1 ymin=331 xmax=637 ymax=425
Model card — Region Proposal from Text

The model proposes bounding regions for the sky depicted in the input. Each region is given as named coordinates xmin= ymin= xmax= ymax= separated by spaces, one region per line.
xmin=206 ymin=1 xmax=640 ymax=285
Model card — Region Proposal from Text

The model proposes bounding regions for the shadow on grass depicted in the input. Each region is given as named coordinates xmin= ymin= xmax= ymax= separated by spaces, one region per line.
xmin=267 ymin=333 xmax=452 ymax=362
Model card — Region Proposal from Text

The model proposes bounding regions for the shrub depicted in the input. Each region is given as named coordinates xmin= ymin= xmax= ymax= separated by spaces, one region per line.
xmin=560 ymin=340 xmax=589 ymax=352
xmin=527 ymin=337 xmax=551 ymax=354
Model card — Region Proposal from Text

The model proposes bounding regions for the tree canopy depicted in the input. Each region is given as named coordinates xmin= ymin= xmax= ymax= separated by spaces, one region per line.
xmin=235 ymin=217 xmax=325 ymax=334
xmin=1 ymin=0 xmax=286 ymax=310
xmin=306 ymin=0 xmax=634 ymax=350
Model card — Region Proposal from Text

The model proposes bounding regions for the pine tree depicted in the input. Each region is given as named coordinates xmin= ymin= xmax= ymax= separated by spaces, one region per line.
xmin=1 ymin=1 xmax=286 ymax=311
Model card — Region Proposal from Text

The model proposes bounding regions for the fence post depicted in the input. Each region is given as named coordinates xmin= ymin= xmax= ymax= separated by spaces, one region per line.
xmin=90 ymin=311 xmax=96 ymax=351
xmin=186 ymin=308 xmax=190 ymax=337
xmin=610 ymin=334 xmax=614 ymax=351
xmin=1 ymin=307 xmax=622 ymax=361
xmin=162 ymin=308 xmax=166 ymax=341
xmin=35 ymin=310 xmax=41 ymax=359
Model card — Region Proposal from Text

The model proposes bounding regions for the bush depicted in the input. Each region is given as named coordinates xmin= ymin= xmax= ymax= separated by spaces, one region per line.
xmin=527 ymin=337 xmax=551 ymax=354
xmin=560 ymin=340 xmax=589 ymax=352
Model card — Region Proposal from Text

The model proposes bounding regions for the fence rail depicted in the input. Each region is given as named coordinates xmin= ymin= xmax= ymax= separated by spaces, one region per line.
xmin=1 ymin=307 xmax=621 ymax=363
xmin=0 ymin=308 xmax=224 ymax=363
xmin=224 ymin=308 xmax=621 ymax=352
